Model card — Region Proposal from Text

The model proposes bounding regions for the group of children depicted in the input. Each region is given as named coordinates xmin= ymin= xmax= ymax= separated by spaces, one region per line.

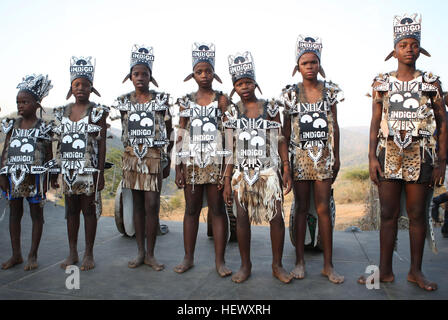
xmin=0 ymin=13 xmax=446 ymax=292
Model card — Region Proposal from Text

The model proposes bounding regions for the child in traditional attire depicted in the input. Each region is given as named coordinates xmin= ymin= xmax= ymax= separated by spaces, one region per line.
xmin=222 ymin=52 xmax=293 ymax=283
xmin=358 ymin=14 xmax=447 ymax=291
xmin=52 ymin=57 xmax=108 ymax=271
xmin=0 ymin=74 xmax=54 ymax=270
xmin=282 ymin=36 xmax=344 ymax=284
xmin=174 ymin=42 xmax=231 ymax=277
xmin=113 ymin=45 xmax=173 ymax=270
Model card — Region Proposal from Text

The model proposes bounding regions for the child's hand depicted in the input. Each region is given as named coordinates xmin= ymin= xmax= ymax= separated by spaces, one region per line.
xmin=163 ymin=159 xmax=171 ymax=179
xmin=430 ymin=160 xmax=446 ymax=188
xmin=175 ymin=167 xmax=185 ymax=189
xmin=282 ymin=170 xmax=292 ymax=195
xmin=223 ymin=180 xmax=233 ymax=206
xmin=332 ymin=157 xmax=341 ymax=184
xmin=97 ymin=171 xmax=105 ymax=191
xmin=0 ymin=175 xmax=8 ymax=192
xmin=369 ymin=156 xmax=383 ymax=186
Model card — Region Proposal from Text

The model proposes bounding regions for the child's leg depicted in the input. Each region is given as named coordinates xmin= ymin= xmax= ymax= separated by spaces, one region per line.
xmin=174 ymin=184 xmax=204 ymax=273
xmin=314 ymin=180 xmax=344 ymax=284
xmin=270 ymin=200 xmax=292 ymax=284
xmin=378 ymin=180 xmax=402 ymax=281
xmin=24 ymin=201 xmax=44 ymax=271
xmin=61 ymin=195 xmax=81 ymax=269
xmin=358 ymin=180 xmax=401 ymax=284
xmin=143 ymin=190 xmax=164 ymax=271
xmin=80 ymin=194 xmax=97 ymax=271
xmin=128 ymin=190 xmax=145 ymax=268
xmin=405 ymin=183 xmax=437 ymax=291
xmin=291 ymin=180 xmax=311 ymax=279
xmin=232 ymin=191 xmax=251 ymax=283
xmin=2 ymin=199 xmax=24 ymax=269
xmin=207 ymin=184 xmax=231 ymax=277
xmin=442 ymin=209 xmax=448 ymax=237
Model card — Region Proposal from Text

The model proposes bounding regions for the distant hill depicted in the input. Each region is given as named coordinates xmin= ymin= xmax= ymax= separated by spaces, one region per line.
xmin=339 ymin=126 xmax=369 ymax=168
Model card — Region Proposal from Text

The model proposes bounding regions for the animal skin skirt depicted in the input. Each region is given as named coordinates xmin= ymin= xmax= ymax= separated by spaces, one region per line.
xmin=231 ymin=167 xmax=284 ymax=224
xmin=122 ymin=146 xmax=162 ymax=192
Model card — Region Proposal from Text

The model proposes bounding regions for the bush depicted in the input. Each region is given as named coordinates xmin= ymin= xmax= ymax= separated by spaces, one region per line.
xmin=167 ymin=190 xmax=185 ymax=210
xmin=343 ymin=168 xmax=369 ymax=181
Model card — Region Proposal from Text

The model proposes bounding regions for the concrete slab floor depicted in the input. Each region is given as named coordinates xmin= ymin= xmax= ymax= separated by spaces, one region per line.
xmin=0 ymin=198 xmax=447 ymax=300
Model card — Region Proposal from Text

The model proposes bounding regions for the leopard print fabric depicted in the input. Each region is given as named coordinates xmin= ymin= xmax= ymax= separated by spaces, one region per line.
xmin=62 ymin=174 xmax=95 ymax=196
xmin=9 ymin=174 xmax=40 ymax=198
xmin=374 ymin=70 xmax=438 ymax=182
xmin=185 ymin=163 xmax=222 ymax=185
xmin=292 ymin=145 xmax=332 ymax=181
xmin=286 ymin=82 xmax=338 ymax=181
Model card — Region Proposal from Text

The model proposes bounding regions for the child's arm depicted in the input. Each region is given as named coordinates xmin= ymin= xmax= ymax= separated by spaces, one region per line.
xmin=50 ymin=136 xmax=60 ymax=189
xmin=221 ymin=101 xmax=235 ymax=206
xmin=0 ymin=130 xmax=11 ymax=191
xmin=273 ymin=111 xmax=292 ymax=195
xmin=431 ymin=81 xmax=447 ymax=187
xmin=96 ymin=111 xmax=108 ymax=191
xmin=175 ymin=98 xmax=188 ymax=188
xmin=331 ymin=103 xmax=340 ymax=183
xmin=163 ymin=99 xmax=174 ymax=179
xmin=368 ymin=84 xmax=384 ymax=186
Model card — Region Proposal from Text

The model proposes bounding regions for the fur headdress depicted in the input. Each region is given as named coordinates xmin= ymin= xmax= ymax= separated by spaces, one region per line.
xmin=384 ymin=13 xmax=430 ymax=61
xmin=122 ymin=44 xmax=159 ymax=87
xmin=292 ymin=35 xmax=325 ymax=78
xmin=17 ymin=74 xmax=52 ymax=103
xmin=183 ymin=42 xmax=222 ymax=83
xmin=66 ymin=56 xmax=100 ymax=99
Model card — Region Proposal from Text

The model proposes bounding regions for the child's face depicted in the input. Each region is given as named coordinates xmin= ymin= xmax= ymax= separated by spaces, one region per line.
xmin=394 ymin=38 xmax=420 ymax=65
xmin=16 ymin=91 xmax=38 ymax=117
xmin=131 ymin=64 xmax=151 ymax=90
xmin=193 ymin=62 xmax=214 ymax=88
xmin=234 ymin=78 xmax=256 ymax=100
xmin=71 ymin=77 xmax=92 ymax=101
xmin=298 ymin=52 xmax=319 ymax=81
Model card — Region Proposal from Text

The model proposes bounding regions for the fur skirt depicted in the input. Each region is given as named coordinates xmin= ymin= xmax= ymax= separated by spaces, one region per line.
xmin=122 ymin=146 xmax=162 ymax=192
xmin=231 ymin=167 xmax=284 ymax=224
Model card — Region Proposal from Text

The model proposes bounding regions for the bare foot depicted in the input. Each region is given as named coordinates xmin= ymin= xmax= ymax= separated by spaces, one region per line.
xmin=80 ymin=255 xmax=95 ymax=271
xmin=216 ymin=262 xmax=232 ymax=278
xmin=144 ymin=256 xmax=164 ymax=271
xmin=357 ymin=272 xmax=394 ymax=285
xmin=2 ymin=256 xmax=23 ymax=270
xmin=174 ymin=258 xmax=194 ymax=274
xmin=273 ymin=265 xmax=293 ymax=284
xmin=60 ymin=252 xmax=79 ymax=269
xmin=290 ymin=263 xmax=305 ymax=280
xmin=407 ymin=271 xmax=438 ymax=291
xmin=128 ymin=254 xmax=145 ymax=269
xmin=231 ymin=265 xmax=251 ymax=283
xmin=322 ymin=266 xmax=344 ymax=284
xmin=24 ymin=255 xmax=38 ymax=271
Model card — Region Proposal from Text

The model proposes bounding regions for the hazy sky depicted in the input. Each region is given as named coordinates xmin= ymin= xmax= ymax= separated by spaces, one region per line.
xmin=0 ymin=0 xmax=447 ymax=128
